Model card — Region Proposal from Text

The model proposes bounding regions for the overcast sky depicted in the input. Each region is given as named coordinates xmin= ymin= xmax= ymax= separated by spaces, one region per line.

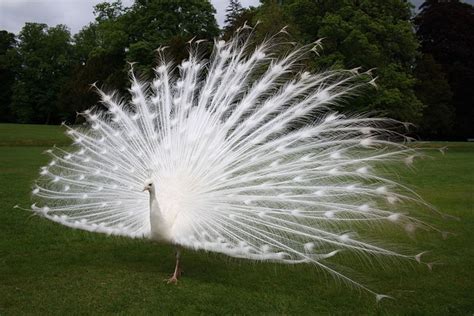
xmin=0 ymin=0 xmax=259 ymax=35
xmin=1 ymin=0 xmax=473 ymax=35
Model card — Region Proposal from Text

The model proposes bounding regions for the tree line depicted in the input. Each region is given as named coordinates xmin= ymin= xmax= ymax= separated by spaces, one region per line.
xmin=0 ymin=0 xmax=472 ymax=140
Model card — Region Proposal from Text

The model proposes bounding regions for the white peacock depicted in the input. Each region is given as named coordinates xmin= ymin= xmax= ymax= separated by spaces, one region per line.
xmin=29 ymin=29 xmax=445 ymax=301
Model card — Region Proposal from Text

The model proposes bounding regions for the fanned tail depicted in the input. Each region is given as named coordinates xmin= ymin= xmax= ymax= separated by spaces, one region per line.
xmin=31 ymin=28 xmax=442 ymax=299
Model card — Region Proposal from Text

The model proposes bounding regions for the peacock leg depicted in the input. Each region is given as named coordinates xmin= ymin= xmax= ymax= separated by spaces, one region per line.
xmin=165 ymin=249 xmax=182 ymax=284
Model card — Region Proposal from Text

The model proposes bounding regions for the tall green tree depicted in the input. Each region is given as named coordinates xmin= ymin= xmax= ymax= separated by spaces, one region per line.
xmin=11 ymin=23 xmax=73 ymax=124
xmin=58 ymin=51 xmax=126 ymax=122
xmin=250 ymin=0 xmax=423 ymax=123
xmin=57 ymin=1 xmax=130 ymax=122
xmin=0 ymin=31 xmax=17 ymax=122
xmin=93 ymin=0 xmax=126 ymax=22
xmin=414 ymin=0 xmax=474 ymax=139
xmin=222 ymin=5 xmax=258 ymax=40
xmin=223 ymin=0 xmax=244 ymax=34
xmin=124 ymin=0 xmax=219 ymax=75
xmin=414 ymin=54 xmax=454 ymax=139
xmin=254 ymin=0 xmax=298 ymax=41
xmin=58 ymin=0 xmax=219 ymax=122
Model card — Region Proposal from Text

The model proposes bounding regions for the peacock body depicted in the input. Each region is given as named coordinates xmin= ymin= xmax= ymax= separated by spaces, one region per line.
xmin=30 ymin=30 xmax=440 ymax=300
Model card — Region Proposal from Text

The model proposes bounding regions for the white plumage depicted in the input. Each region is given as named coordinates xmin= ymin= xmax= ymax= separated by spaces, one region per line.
xmin=31 ymin=29 xmax=438 ymax=300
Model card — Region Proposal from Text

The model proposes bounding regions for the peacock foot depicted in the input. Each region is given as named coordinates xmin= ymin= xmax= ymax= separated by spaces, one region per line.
xmin=164 ymin=267 xmax=183 ymax=284
xmin=164 ymin=275 xmax=179 ymax=284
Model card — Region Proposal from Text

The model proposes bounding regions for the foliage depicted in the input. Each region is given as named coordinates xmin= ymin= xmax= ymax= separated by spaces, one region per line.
xmin=53 ymin=0 xmax=219 ymax=123
xmin=124 ymin=0 xmax=219 ymax=74
xmin=414 ymin=0 xmax=474 ymax=139
xmin=223 ymin=0 xmax=244 ymax=36
xmin=0 ymin=0 xmax=472 ymax=139
xmin=0 ymin=31 xmax=17 ymax=122
xmin=414 ymin=54 xmax=454 ymax=139
xmin=255 ymin=0 xmax=423 ymax=122
xmin=9 ymin=23 xmax=73 ymax=124
xmin=222 ymin=4 xmax=258 ymax=41
xmin=57 ymin=51 xmax=127 ymax=123
xmin=254 ymin=1 xmax=299 ymax=42
xmin=93 ymin=0 xmax=126 ymax=22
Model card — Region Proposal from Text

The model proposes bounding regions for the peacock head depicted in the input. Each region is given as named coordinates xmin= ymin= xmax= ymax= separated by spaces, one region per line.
xmin=142 ymin=179 xmax=155 ymax=193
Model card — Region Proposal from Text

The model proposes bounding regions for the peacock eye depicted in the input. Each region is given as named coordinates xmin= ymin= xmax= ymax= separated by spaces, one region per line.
xmin=149 ymin=183 xmax=153 ymax=186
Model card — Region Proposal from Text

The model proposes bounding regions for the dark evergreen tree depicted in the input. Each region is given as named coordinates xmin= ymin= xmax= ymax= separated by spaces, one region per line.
xmin=414 ymin=0 xmax=474 ymax=139
xmin=414 ymin=54 xmax=454 ymax=139
xmin=0 ymin=31 xmax=17 ymax=122
xmin=224 ymin=0 xmax=244 ymax=30
xmin=222 ymin=5 xmax=258 ymax=41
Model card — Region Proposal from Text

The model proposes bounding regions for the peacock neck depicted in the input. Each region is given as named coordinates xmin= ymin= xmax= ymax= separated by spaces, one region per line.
xmin=148 ymin=189 xmax=170 ymax=241
xmin=149 ymin=189 xmax=162 ymax=219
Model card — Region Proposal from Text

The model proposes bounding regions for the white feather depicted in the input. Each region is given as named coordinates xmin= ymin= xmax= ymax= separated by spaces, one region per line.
xmin=32 ymin=31 xmax=434 ymax=299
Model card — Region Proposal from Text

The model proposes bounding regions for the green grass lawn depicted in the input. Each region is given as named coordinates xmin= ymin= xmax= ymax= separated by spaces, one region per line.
xmin=1 ymin=124 xmax=473 ymax=314
xmin=0 ymin=123 xmax=69 ymax=146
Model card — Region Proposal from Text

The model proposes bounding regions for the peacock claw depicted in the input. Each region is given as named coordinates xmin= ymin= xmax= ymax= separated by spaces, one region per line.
xmin=164 ymin=276 xmax=179 ymax=284
xmin=164 ymin=266 xmax=182 ymax=284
